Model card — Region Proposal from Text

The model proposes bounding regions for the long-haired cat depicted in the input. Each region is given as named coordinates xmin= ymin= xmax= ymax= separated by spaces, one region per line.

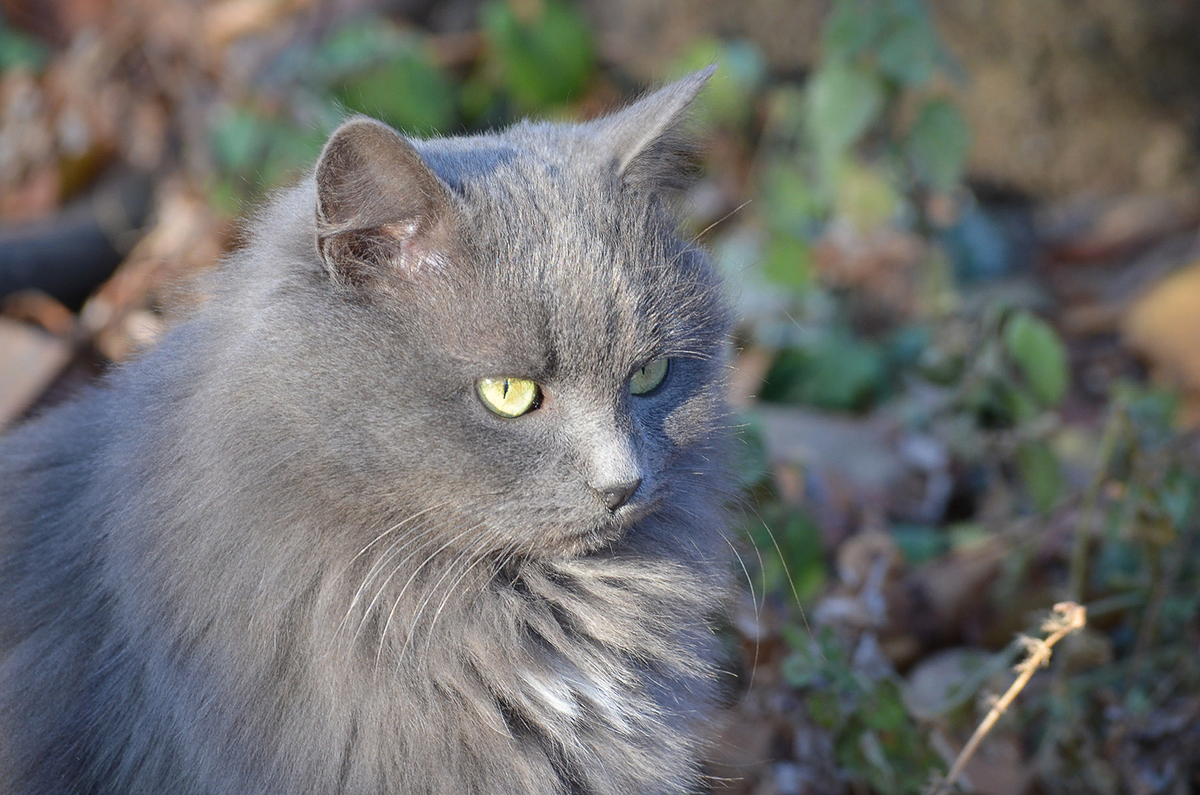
xmin=0 ymin=68 xmax=734 ymax=794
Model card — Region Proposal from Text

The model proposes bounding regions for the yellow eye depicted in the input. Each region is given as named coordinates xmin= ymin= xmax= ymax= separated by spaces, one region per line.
xmin=477 ymin=377 xmax=541 ymax=418
xmin=630 ymin=358 xmax=669 ymax=395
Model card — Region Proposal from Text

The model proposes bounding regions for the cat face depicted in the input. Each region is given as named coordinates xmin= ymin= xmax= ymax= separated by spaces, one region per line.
xmin=307 ymin=177 xmax=726 ymax=559
xmin=293 ymin=70 xmax=729 ymax=560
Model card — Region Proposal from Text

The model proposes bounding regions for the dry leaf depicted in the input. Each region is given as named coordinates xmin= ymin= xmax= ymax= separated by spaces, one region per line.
xmin=1123 ymin=259 xmax=1200 ymax=421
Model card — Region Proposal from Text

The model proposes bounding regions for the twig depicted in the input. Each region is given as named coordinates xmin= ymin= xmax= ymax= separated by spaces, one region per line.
xmin=931 ymin=602 xmax=1087 ymax=795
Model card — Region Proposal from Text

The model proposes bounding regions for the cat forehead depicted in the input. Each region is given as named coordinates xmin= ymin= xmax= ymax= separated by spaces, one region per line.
xmin=413 ymin=134 xmax=675 ymax=280
xmin=435 ymin=239 xmax=720 ymax=386
xmin=445 ymin=262 xmax=662 ymax=380
xmin=396 ymin=125 xmax=724 ymax=370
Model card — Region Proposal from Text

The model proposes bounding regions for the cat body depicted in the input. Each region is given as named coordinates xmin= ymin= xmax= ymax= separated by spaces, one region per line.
xmin=0 ymin=70 xmax=733 ymax=794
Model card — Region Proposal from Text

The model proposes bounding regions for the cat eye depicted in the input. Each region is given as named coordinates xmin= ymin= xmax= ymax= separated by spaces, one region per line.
xmin=629 ymin=358 xmax=670 ymax=396
xmin=477 ymin=377 xmax=542 ymax=418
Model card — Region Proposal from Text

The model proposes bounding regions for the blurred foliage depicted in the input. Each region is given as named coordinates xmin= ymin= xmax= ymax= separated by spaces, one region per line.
xmin=3 ymin=0 xmax=1200 ymax=789
xmin=301 ymin=23 xmax=457 ymax=133
xmin=477 ymin=0 xmax=594 ymax=113
xmin=203 ymin=0 xmax=597 ymax=208
xmin=690 ymin=1 xmax=1197 ymax=792
xmin=783 ymin=628 xmax=942 ymax=794
xmin=811 ymin=0 xmax=968 ymax=195
xmin=745 ymin=506 xmax=827 ymax=602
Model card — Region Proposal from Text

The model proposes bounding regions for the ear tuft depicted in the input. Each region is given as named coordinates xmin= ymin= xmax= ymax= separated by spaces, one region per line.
xmin=587 ymin=66 xmax=715 ymax=195
xmin=314 ymin=118 xmax=455 ymax=285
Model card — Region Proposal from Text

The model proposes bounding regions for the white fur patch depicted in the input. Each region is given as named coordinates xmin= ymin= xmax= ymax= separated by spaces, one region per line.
xmin=520 ymin=666 xmax=640 ymax=735
xmin=519 ymin=670 xmax=579 ymax=719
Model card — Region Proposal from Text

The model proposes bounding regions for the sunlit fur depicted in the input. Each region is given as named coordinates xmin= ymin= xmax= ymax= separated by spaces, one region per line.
xmin=0 ymin=72 xmax=734 ymax=794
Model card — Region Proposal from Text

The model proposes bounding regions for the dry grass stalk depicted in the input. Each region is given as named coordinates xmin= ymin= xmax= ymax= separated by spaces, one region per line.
xmin=930 ymin=602 xmax=1087 ymax=795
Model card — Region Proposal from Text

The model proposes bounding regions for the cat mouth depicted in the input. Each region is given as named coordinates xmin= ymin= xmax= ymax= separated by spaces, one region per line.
xmin=562 ymin=525 xmax=624 ymax=555
xmin=559 ymin=495 xmax=661 ymax=555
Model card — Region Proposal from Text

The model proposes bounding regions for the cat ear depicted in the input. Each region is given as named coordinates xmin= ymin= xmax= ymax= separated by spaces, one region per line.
xmin=314 ymin=117 xmax=455 ymax=285
xmin=589 ymin=65 xmax=716 ymax=194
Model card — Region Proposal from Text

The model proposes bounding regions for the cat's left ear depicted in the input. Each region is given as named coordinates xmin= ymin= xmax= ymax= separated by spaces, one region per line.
xmin=587 ymin=65 xmax=715 ymax=195
xmin=314 ymin=117 xmax=456 ymax=286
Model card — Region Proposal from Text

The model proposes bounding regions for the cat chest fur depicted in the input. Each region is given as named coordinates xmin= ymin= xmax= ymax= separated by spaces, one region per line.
xmin=329 ymin=555 xmax=729 ymax=793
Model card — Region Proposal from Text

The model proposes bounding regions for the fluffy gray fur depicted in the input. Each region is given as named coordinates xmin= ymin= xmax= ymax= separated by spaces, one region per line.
xmin=0 ymin=68 xmax=734 ymax=794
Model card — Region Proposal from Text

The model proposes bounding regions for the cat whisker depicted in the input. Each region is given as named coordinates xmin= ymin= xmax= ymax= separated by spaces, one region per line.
xmin=337 ymin=501 xmax=502 ymax=657
xmin=342 ymin=518 xmax=456 ymax=651
xmin=336 ymin=513 xmax=446 ymax=645
xmin=350 ymin=500 xmax=496 ymax=611
xmin=690 ymin=199 xmax=753 ymax=245
xmin=374 ymin=520 xmax=488 ymax=670
xmin=336 ymin=506 xmax=452 ymax=619
xmin=413 ymin=539 xmax=499 ymax=661
xmin=343 ymin=502 xmax=452 ymax=574
xmin=671 ymin=496 xmax=768 ymax=699
xmin=741 ymin=502 xmax=817 ymax=650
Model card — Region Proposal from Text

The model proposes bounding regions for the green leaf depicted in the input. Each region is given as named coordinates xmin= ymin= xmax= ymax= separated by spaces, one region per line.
xmin=761 ymin=163 xmax=824 ymax=234
xmin=259 ymin=125 xmax=327 ymax=187
xmin=335 ymin=46 xmax=455 ymax=135
xmin=862 ymin=680 xmax=910 ymax=734
xmin=733 ymin=415 xmax=771 ymax=489
xmin=802 ymin=338 xmax=887 ymax=411
xmin=822 ymin=0 xmax=887 ymax=62
xmin=806 ymin=688 xmax=847 ymax=730
xmin=805 ymin=61 xmax=885 ymax=165
xmin=906 ymin=99 xmax=971 ymax=192
xmin=310 ymin=22 xmax=395 ymax=78
xmin=761 ymin=335 xmax=888 ymax=413
xmin=0 ymin=22 xmax=50 ymax=73
xmin=834 ymin=159 xmax=899 ymax=232
xmin=761 ymin=235 xmax=813 ymax=289
xmin=1000 ymin=382 xmax=1040 ymax=424
xmin=210 ymin=110 xmax=330 ymax=194
xmin=781 ymin=651 xmax=820 ymax=688
xmin=875 ymin=16 xmax=938 ymax=85
xmin=746 ymin=511 xmax=826 ymax=601
xmin=459 ymin=74 xmax=507 ymax=127
xmin=1003 ymin=311 xmax=1069 ymax=407
xmin=210 ymin=107 xmax=272 ymax=176
xmin=206 ymin=175 xmax=246 ymax=217
xmin=891 ymin=525 xmax=946 ymax=565
xmin=480 ymin=0 xmax=595 ymax=111
xmin=1017 ymin=440 xmax=1063 ymax=514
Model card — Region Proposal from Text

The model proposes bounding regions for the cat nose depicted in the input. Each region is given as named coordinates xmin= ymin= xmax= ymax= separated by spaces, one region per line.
xmin=597 ymin=477 xmax=641 ymax=512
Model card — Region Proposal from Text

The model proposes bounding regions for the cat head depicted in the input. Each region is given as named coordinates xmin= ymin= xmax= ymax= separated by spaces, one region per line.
xmin=265 ymin=69 xmax=730 ymax=558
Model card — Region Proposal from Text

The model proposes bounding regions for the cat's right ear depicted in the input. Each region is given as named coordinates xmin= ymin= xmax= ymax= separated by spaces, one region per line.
xmin=314 ymin=118 xmax=456 ymax=286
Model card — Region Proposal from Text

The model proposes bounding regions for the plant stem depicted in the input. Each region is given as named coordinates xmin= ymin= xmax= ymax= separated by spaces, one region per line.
xmin=932 ymin=602 xmax=1087 ymax=795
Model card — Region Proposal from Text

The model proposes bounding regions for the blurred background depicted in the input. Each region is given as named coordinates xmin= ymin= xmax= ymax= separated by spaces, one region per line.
xmin=2 ymin=0 xmax=1200 ymax=791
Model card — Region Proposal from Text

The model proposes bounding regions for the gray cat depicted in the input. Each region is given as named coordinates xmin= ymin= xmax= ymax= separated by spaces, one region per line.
xmin=0 ymin=68 xmax=734 ymax=794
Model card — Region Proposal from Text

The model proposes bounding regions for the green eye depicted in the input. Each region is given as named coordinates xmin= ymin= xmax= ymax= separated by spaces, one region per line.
xmin=477 ymin=377 xmax=541 ymax=418
xmin=630 ymin=358 xmax=669 ymax=395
